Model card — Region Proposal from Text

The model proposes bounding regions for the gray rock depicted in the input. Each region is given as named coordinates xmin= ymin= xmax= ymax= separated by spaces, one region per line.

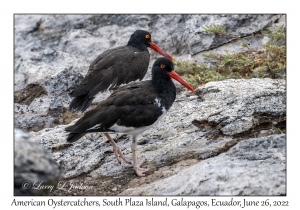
xmin=29 ymin=78 xmax=285 ymax=195
xmin=14 ymin=129 xmax=62 ymax=195
xmin=183 ymin=14 xmax=282 ymax=55
xmin=194 ymin=78 xmax=286 ymax=136
xmin=120 ymin=134 xmax=286 ymax=195
xmin=14 ymin=128 xmax=30 ymax=141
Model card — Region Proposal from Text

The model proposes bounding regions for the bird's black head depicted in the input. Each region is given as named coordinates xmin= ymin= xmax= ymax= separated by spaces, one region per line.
xmin=152 ymin=57 xmax=174 ymax=76
xmin=127 ymin=30 xmax=152 ymax=51
xmin=152 ymin=57 xmax=195 ymax=93
xmin=127 ymin=30 xmax=173 ymax=60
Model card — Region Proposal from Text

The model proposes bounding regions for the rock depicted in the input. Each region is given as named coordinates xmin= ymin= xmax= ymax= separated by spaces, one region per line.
xmin=183 ymin=14 xmax=282 ymax=55
xmin=14 ymin=129 xmax=62 ymax=195
xmin=29 ymin=78 xmax=285 ymax=195
xmin=14 ymin=128 xmax=30 ymax=141
xmin=193 ymin=78 xmax=286 ymax=136
xmin=120 ymin=134 xmax=286 ymax=195
xmin=188 ymin=15 xmax=286 ymax=65
xmin=14 ymin=84 xmax=48 ymax=106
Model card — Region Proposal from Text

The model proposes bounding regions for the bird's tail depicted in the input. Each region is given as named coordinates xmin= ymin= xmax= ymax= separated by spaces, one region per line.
xmin=66 ymin=132 xmax=86 ymax=143
xmin=69 ymin=95 xmax=94 ymax=112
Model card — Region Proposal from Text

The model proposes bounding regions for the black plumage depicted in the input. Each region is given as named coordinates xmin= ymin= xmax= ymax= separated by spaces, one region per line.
xmin=69 ymin=30 xmax=173 ymax=112
xmin=65 ymin=58 xmax=194 ymax=176
xmin=66 ymin=81 xmax=164 ymax=134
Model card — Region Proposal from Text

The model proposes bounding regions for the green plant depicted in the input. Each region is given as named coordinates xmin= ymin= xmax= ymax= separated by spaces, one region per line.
xmin=174 ymin=59 xmax=238 ymax=87
xmin=175 ymin=24 xmax=286 ymax=88
xmin=202 ymin=24 xmax=226 ymax=34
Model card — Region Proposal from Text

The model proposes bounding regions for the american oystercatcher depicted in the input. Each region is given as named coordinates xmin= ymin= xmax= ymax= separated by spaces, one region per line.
xmin=65 ymin=57 xmax=194 ymax=176
xmin=69 ymin=29 xmax=173 ymax=112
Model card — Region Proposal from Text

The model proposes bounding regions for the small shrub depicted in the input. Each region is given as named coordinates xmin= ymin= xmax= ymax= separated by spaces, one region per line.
xmin=175 ymin=24 xmax=286 ymax=88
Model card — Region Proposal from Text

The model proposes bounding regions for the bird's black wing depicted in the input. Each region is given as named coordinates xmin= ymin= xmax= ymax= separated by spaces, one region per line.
xmin=70 ymin=46 xmax=150 ymax=98
xmin=66 ymin=81 xmax=164 ymax=133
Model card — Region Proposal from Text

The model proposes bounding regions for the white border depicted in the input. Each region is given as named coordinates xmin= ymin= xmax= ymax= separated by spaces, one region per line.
xmin=3 ymin=0 xmax=298 ymax=209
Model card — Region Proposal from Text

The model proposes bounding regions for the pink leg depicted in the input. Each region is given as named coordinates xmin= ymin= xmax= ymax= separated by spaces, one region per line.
xmin=104 ymin=133 xmax=129 ymax=164
xmin=131 ymin=136 xmax=149 ymax=176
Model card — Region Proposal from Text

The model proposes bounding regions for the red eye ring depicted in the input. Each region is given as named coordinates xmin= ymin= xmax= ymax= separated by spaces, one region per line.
xmin=145 ymin=34 xmax=150 ymax=39
xmin=160 ymin=64 xmax=166 ymax=69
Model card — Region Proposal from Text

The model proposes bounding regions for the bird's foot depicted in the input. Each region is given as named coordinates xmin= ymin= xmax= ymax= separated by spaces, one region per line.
xmin=113 ymin=145 xmax=130 ymax=164
xmin=133 ymin=159 xmax=149 ymax=176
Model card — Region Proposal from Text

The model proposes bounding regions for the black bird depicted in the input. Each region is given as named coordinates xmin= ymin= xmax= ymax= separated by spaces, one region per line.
xmin=65 ymin=58 xmax=195 ymax=176
xmin=69 ymin=29 xmax=173 ymax=112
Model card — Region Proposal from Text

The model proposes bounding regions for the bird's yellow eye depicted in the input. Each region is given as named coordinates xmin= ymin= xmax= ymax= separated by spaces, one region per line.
xmin=145 ymin=34 xmax=150 ymax=39
xmin=160 ymin=64 xmax=166 ymax=69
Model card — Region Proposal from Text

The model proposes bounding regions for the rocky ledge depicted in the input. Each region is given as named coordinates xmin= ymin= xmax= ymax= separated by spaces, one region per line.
xmin=26 ymin=78 xmax=286 ymax=196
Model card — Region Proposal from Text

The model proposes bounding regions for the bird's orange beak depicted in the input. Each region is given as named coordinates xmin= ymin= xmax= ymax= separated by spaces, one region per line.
xmin=167 ymin=70 xmax=195 ymax=92
xmin=149 ymin=42 xmax=174 ymax=61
